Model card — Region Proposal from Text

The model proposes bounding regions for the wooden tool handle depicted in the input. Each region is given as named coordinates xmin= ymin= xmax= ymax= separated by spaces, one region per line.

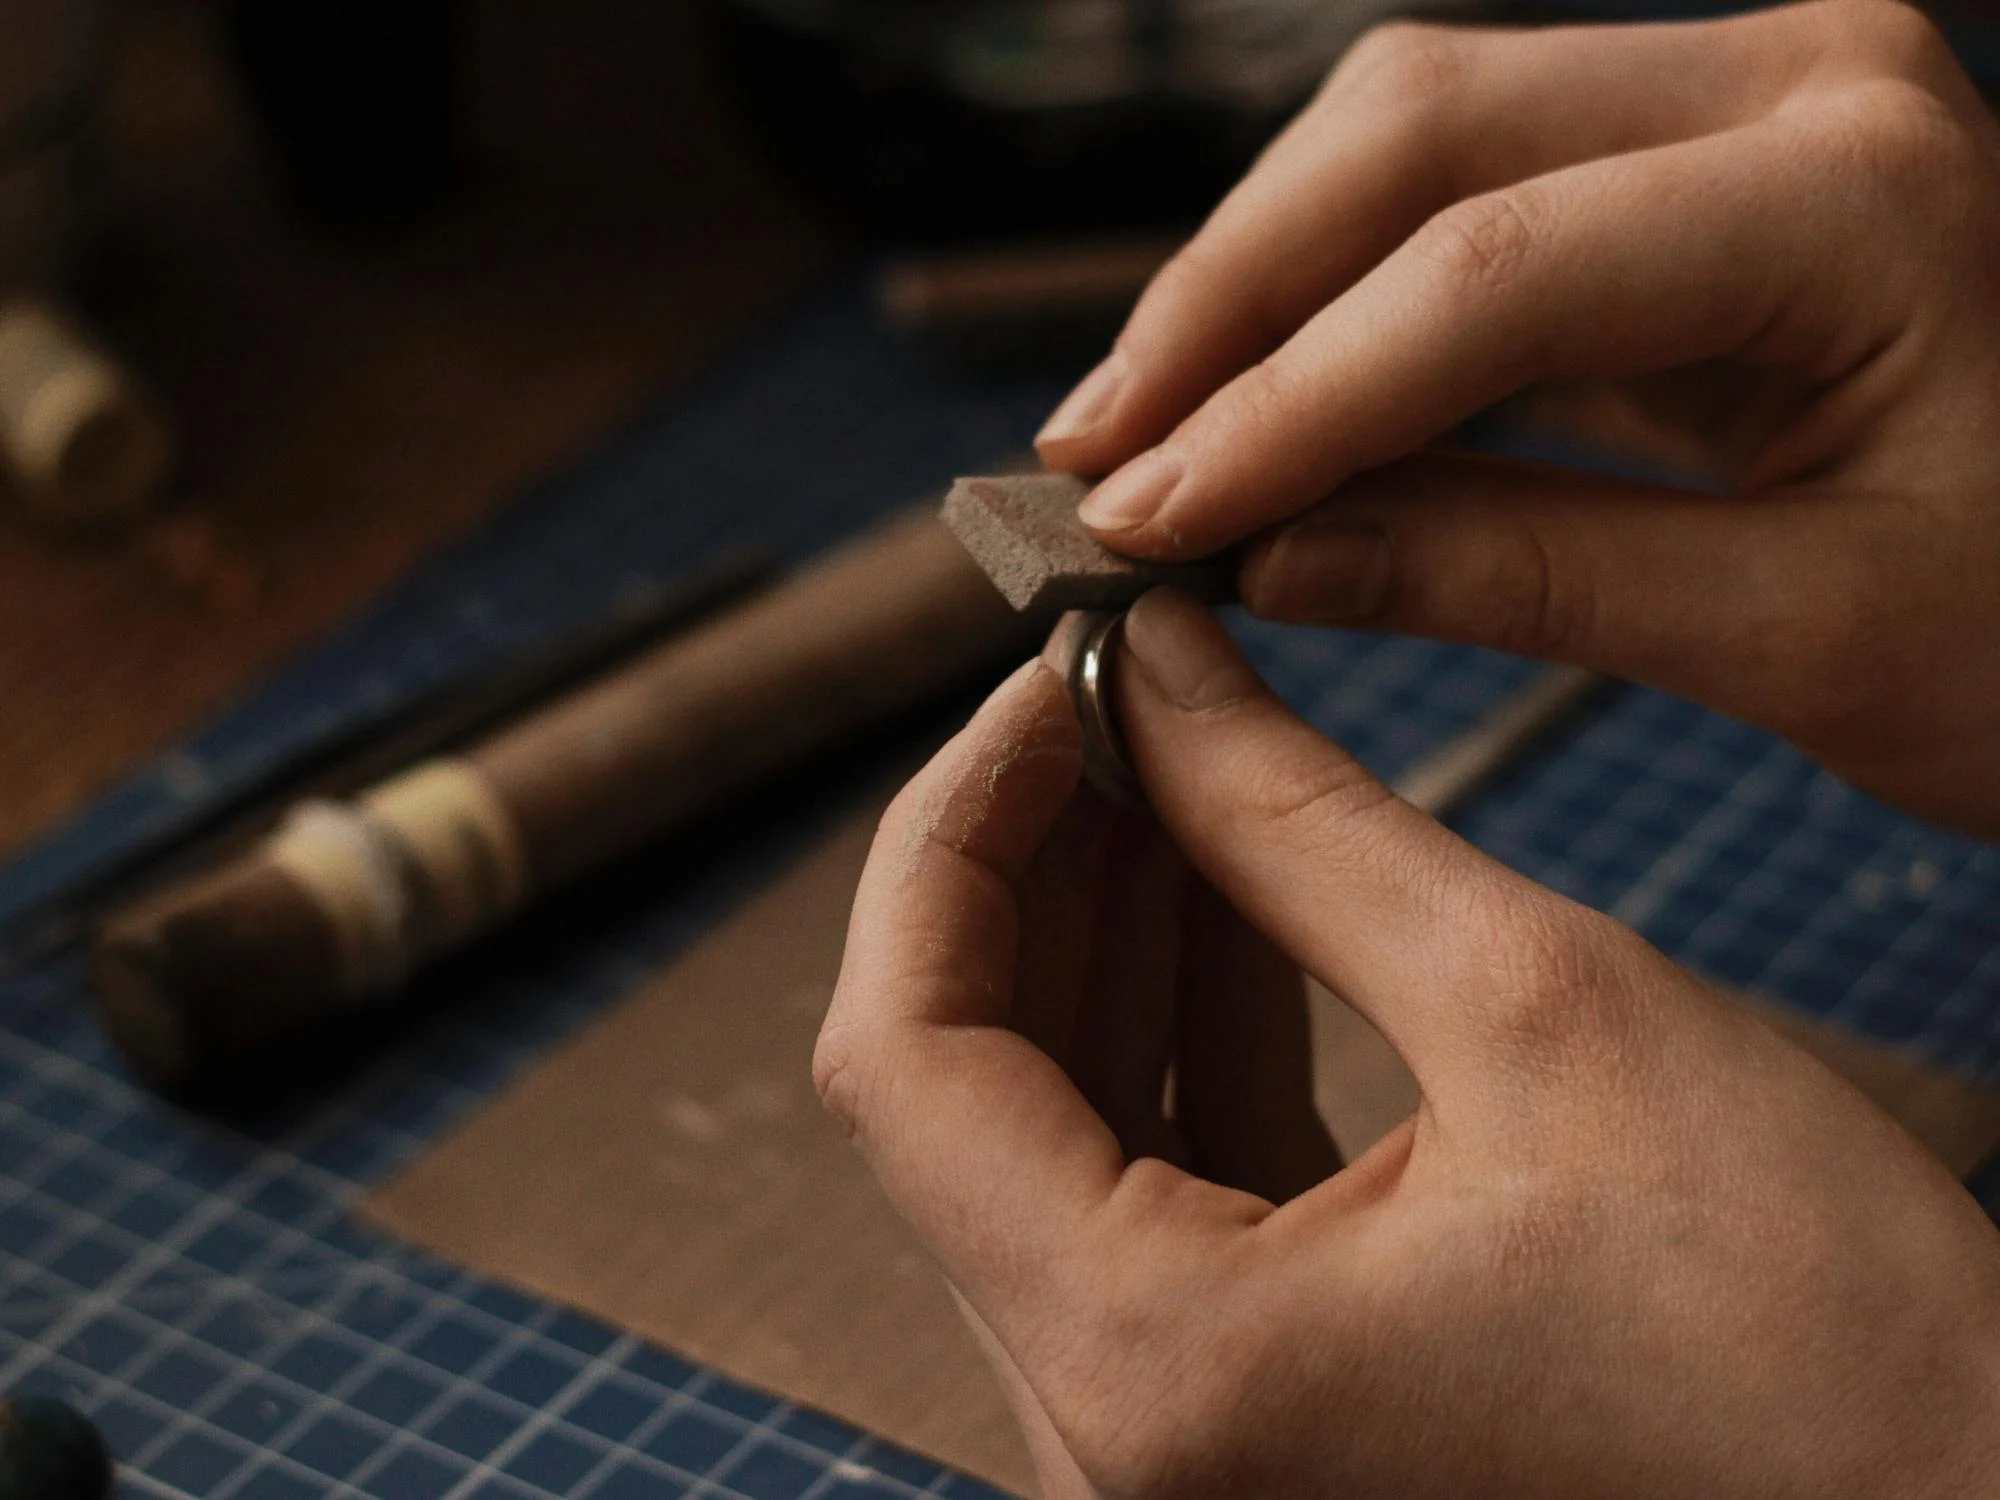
xmin=877 ymin=238 xmax=1174 ymax=332
xmin=0 ymin=298 xmax=173 ymax=529
xmin=479 ymin=508 xmax=1025 ymax=887
xmin=93 ymin=509 xmax=1036 ymax=1094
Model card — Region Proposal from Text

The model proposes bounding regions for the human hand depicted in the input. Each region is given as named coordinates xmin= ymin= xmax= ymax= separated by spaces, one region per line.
xmin=816 ymin=590 xmax=2000 ymax=1498
xmin=1034 ymin=2 xmax=2000 ymax=837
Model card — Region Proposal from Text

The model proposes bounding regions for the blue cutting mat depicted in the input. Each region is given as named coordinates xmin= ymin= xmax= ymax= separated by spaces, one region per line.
xmin=2 ymin=275 xmax=1997 ymax=1500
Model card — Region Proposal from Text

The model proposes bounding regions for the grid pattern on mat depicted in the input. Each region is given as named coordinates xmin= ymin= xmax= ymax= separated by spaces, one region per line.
xmin=1 ymin=276 xmax=1996 ymax=1498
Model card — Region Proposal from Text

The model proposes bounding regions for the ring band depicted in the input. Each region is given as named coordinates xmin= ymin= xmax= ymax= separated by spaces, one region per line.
xmin=1069 ymin=610 xmax=1138 ymax=801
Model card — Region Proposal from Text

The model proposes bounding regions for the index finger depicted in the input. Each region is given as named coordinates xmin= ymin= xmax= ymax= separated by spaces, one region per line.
xmin=1035 ymin=10 xmax=1816 ymax=480
xmin=1080 ymin=102 xmax=1931 ymax=558
xmin=815 ymin=660 xmax=1126 ymax=1305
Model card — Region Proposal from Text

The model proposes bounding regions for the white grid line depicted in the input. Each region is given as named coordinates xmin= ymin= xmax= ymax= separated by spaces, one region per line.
xmin=686 ymin=1396 xmax=804 ymax=1499
xmin=565 ymin=1368 xmax=727 ymax=1500
xmin=204 ymin=1274 xmax=557 ymax=1499
xmin=9 ymin=1210 xmax=950 ymax=1500
xmin=134 ymin=1259 xmax=474 ymax=1490
xmin=1610 ymin=741 xmax=1797 ymax=931
xmin=11 ymin=1334 xmax=403 ymax=1498
xmin=431 ymin=1333 xmax=638 ymax=1500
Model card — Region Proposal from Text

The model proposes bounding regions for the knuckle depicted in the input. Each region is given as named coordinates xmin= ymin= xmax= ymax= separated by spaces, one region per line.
xmin=1776 ymin=550 xmax=1903 ymax=739
xmin=1814 ymin=0 xmax=1958 ymax=88
xmin=1460 ymin=892 xmax=1638 ymax=1060
xmin=1314 ymin=23 xmax=1470 ymax=201
xmin=1128 ymin=237 xmax=1290 ymax=365
xmin=1799 ymin=77 xmax=1979 ymax=204
xmin=1130 ymin=243 xmax=1214 ymax=340
xmin=1414 ymin=188 xmax=1547 ymax=301
xmin=1468 ymin=517 xmax=1583 ymax=657
xmin=1332 ymin=21 xmax=1466 ymax=107
xmin=1388 ymin=505 xmax=1588 ymax=656
xmin=809 ymin=1021 xmax=871 ymax=1141
xmin=1231 ymin=733 xmax=1396 ymax=843
xmin=1105 ymin=1154 xmax=1198 ymax=1218
xmin=1216 ymin=354 xmax=1310 ymax=443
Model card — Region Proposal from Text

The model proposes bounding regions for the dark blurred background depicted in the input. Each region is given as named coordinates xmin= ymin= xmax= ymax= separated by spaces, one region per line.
xmin=1 ymin=0 xmax=1995 ymax=859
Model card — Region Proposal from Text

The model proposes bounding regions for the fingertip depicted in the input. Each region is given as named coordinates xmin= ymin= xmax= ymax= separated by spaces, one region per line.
xmin=1039 ymin=611 xmax=1094 ymax=677
xmin=992 ymin=652 xmax=1076 ymax=732
xmin=1120 ymin=587 xmax=1259 ymax=712
xmin=1075 ymin=444 xmax=1286 ymax=564
xmin=1124 ymin=583 xmax=1213 ymax=634
xmin=1033 ymin=405 xmax=1158 ymax=481
xmin=1077 ymin=512 xmax=1211 ymax=563
xmin=1034 ymin=351 xmax=1130 ymax=457
xmin=885 ymin=657 xmax=1083 ymax=885
xmin=965 ymin=655 xmax=1085 ymax=797
xmin=1077 ymin=518 xmax=1199 ymax=563
xmin=1074 ymin=450 xmax=1191 ymax=558
xmin=1033 ymin=345 xmax=1193 ymax=481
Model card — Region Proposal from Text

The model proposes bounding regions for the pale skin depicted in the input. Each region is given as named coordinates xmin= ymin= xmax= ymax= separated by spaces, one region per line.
xmin=1040 ymin=0 xmax=2000 ymax=837
xmin=818 ymin=4 xmax=2000 ymax=1496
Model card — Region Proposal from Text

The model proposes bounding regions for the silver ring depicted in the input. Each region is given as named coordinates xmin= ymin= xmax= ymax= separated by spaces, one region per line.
xmin=1069 ymin=611 xmax=1137 ymax=801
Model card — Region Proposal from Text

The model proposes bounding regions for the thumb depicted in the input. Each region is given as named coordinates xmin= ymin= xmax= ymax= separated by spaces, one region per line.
xmin=1238 ymin=452 xmax=1865 ymax=724
xmin=1115 ymin=588 xmax=1674 ymax=1106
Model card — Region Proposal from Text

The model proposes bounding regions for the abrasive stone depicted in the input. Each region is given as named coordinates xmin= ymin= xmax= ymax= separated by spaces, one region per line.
xmin=941 ymin=472 xmax=1236 ymax=613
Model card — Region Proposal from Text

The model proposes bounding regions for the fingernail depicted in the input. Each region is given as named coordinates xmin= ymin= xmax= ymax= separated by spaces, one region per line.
xmin=964 ymin=657 xmax=1072 ymax=784
xmin=1036 ymin=353 xmax=1126 ymax=450
xmin=1120 ymin=589 xmax=1255 ymax=711
xmin=909 ymin=657 xmax=1077 ymax=877
xmin=961 ymin=658 xmax=1051 ymax=745
xmin=1078 ymin=449 xmax=1181 ymax=535
xmin=1241 ymin=523 xmax=1393 ymax=623
xmin=990 ymin=655 xmax=1048 ymax=701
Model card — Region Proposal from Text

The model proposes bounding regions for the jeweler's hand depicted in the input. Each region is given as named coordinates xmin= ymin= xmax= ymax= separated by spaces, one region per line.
xmin=1036 ymin=1 xmax=2000 ymax=836
xmin=816 ymin=590 xmax=2000 ymax=1500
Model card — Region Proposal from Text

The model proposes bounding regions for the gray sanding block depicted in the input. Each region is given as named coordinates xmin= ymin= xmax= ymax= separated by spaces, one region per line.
xmin=941 ymin=473 xmax=1237 ymax=613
